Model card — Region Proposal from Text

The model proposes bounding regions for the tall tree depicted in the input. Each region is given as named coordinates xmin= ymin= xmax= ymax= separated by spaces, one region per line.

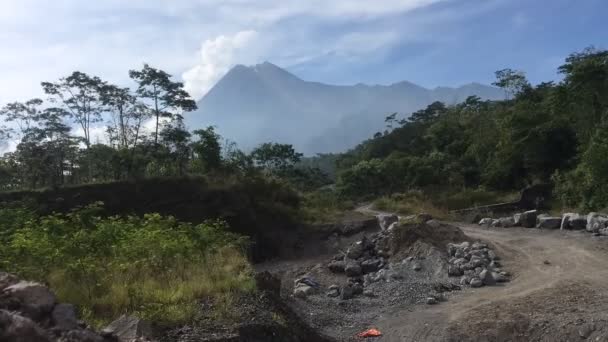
xmin=128 ymin=64 xmax=197 ymax=145
xmin=492 ymin=69 xmax=530 ymax=99
xmin=0 ymin=98 xmax=43 ymax=137
xmin=41 ymin=72 xmax=106 ymax=148
xmin=191 ymin=126 xmax=222 ymax=172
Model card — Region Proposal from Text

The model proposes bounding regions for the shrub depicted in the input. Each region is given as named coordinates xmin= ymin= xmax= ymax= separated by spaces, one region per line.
xmin=2 ymin=203 xmax=253 ymax=327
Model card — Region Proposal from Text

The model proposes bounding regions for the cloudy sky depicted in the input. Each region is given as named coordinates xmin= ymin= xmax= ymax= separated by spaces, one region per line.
xmin=1 ymin=0 xmax=607 ymax=104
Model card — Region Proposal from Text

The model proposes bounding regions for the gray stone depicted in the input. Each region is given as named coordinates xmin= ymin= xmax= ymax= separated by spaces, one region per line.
xmin=521 ymin=210 xmax=538 ymax=228
xmin=561 ymin=213 xmax=587 ymax=230
xmin=478 ymin=218 xmax=493 ymax=226
xmin=537 ymin=216 xmax=562 ymax=229
xmin=490 ymin=219 xmax=501 ymax=227
xmin=498 ymin=217 xmax=515 ymax=228
xmin=492 ymin=272 xmax=509 ymax=283
xmin=340 ymin=285 xmax=355 ymax=300
xmin=326 ymin=288 xmax=340 ymax=298
xmin=448 ymin=265 xmax=463 ymax=277
xmin=346 ymin=241 xmax=364 ymax=259
xmin=587 ymin=212 xmax=608 ymax=233
xmin=460 ymin=275 xmax=471 ymax=285
xmin=426 ymin=297 xmax=438 ymax=305
xmin=345 ymin=261 xmax=362 ymax=277
xmin=363 ymin=290 xmax=375 ymax=297
xmin=328 ymin=260 xmax=345 ymax=273
xmin=470 ymin=277 xmax=483 ymax=288
xmin=378 ymin=214 xmax=399 ymax=230
xmin=480 ymin=269 xmax=496 ymax=286
xmin=102 ymin=315 xmax=152 ymax=342
xmin=51 ymin=303 xmax=78 ymax=331
xmin=3 ymin=281 xmax=56 ymax=319
xmin=0 ymin=310 xmax=50 ymax=342
xmin=293 ymin=284 xmax=315 ymax=298
xmin=412 ymin=263 xmax=422 ymax=271
xmin=513 ymin=213 xmax=522 ymax=226
xmin=0 ymin=272 xmax=19 ymax=291
xmin=361 ymin=259 xmax=383 ymax=274
xmin=426 ymin=219 xmax=441 ymax=228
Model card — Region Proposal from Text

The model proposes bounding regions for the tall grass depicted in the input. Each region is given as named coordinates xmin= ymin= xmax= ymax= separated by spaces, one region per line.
xmin=1 ymin=204 xmax=254 ymax=327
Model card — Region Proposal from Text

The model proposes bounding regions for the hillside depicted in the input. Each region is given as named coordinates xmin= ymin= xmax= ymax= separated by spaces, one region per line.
xmin=185 ymin=62 xmax=504 ymax=154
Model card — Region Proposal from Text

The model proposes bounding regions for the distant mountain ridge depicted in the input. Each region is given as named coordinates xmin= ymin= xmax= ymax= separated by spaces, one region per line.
xmin=185 ymin=62 xmax=505 ymax=154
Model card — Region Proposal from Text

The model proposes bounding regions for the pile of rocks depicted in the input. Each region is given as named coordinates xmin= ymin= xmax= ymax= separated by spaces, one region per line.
xmin=0 ymin=272 xmax=117 ymax=342
xmin=446 ymin=241 xmax=510 ymax=287
xmin=480 ymin=211 xmax=608 ymax=235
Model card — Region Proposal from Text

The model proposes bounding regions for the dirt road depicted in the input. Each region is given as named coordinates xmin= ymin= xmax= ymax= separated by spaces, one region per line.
xmin=375 ymin=224 xmax=608 ymax=341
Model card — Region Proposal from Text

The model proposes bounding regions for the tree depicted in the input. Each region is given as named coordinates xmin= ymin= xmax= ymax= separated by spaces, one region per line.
xmin=0 ymin=98 xmax=43 ymax=137
xmin=160 ymin=118 xmax=192 ymax=176
xmin=251 ymin=143 xmax=303 ymax=174
xmin=409 ymin=101 xmax=447 ymax=124
xmin=42 ymin=72 xmax=106 ymax=148
xmin=101 ymin=84 xmax=141 ymax=149
xmin=192 ymin=126 xmax=222 ymax=172
xmin=492 ymin=68 xmax=530 ymax=99
xmin=129 ymin=64 xmax=197 ymax=145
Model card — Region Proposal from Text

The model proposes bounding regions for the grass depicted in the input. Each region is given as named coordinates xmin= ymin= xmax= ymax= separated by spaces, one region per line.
xmin=299 ymin=189 xmax=356 ymax=224
xmin=372 ymin=193 xmax=450 ymax=219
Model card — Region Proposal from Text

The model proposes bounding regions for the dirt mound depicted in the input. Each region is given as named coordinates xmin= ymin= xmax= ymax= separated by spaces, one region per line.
xmin=390 ymin=220 xmax=470 ymax=258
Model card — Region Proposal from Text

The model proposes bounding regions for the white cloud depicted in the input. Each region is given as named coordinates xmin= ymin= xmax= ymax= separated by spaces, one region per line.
xmin=183 ymin=30 xmax=260 ymax=100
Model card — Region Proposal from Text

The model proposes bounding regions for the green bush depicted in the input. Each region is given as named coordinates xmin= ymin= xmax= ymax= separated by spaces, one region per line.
xmin=1 ymin=203 xmax=254 ymax=327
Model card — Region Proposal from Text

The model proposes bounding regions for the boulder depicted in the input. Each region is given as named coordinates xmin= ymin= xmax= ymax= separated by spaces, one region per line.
xmin=521 ymin=210 xmax=538 ymax=228
xmin=326 ymin=285 xmax=340 ymax=298
xmin=0 ymin=310 xmax=50 ymax=342
xmin=560 ymin=213 xmax=586 ymax=230
xmin=340 ymin=285 xmax=355 ymax=300
xmin=51 ymin=303 xmax=78 ymax=331
xmin=412 ymin=263 xmax=422 ymax=271
xmin=513 ymin=213 xmax=522 ymax=226
xmin=498 ymin=217 xmax=515 ymax=228
xmin=426 ymin=220 xmax=441 ymax=228
xmin=537 ymin=216 xmax=562 ymax=229
xmin=345 ymin=261 xmax=362 ymax=277
xmin=361 ymin=259 xmax=383 ymax=274
xmin=328 ymin=261 xmax=345 ymax=273
xmin=0 ymin=272 xmax=19 ymax=291
xmin=448 ymin=265 xmax=463 ymax=277
xmin=490 ymin=219 xmax=501 ymax=227
xmin=469 ymin=277 xmax=483 ymax=288
xmin=492 ymin=272 xmax=509 ymax=283
xmin=479 ymin=269 xmax=496 ymax=286
xmin=459 ymin=275 xmax=471 ymax=285
xmin=587 ymin=213 xmax=608 ymax=233
xmin=3 ymin=281 xmax=56 ymax=319
xmin=426 ymin=297 xmax=438 ymax=305
xmin=103 ymin=315 xmax=152 ymax=342
xmin=416 ymin=213 xmax=433 ymax=222
xmin=478 ymin=218 xmax=493 ymax=226
xmin=378 ymin=214 xmax=399 ymax=230
xmin=346 ymin=242 xmax=364 ymax=259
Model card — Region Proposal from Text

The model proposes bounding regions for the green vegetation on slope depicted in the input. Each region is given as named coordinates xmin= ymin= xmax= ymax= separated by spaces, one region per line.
xmin=0 ymin=203 xmax=253 ymax=327
xmin=333 ymin=47 xmax=608 ymax=211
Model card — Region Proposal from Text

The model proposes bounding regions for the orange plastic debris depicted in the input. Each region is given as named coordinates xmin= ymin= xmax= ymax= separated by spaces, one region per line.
xmin=357 ymin=328 xmax=383 ymax=338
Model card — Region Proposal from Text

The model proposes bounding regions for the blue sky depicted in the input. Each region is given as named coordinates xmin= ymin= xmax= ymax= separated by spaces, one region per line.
xmin=1 ymin=0 xmax=606 ymax=104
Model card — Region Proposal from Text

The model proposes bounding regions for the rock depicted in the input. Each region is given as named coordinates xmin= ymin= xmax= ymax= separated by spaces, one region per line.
xmin=478 ymin=218 xmax=493 ymax=226
xmin=3 ymin=281 xmax=56 ymax=319
xmin=460 ymin=275 xmax=471 ymax=285
xmin=340 ymin=285 xmax=355 ymax=300
xmin=469 ymin=277 xmax=484 ymax=288
xmin=387 ymin=221 xmax=399 ymax=232
xmin=60 ymin=330 xmax=105 ymax=342
xmin=492 ymin=272 xmax=509 ymax=283
xmin=51 ymin=303 xmax=78 ymax=331
xmin=587 ymin=212 xmax=608 ymax=233
xmin=328 ymin=260 xmax=345 ymax=273
xmin=412 ymin=263 xmax=422 ymax=271
xmin=561 ymin=213 xmax=586 ymax=230
xmin=346 ymin=241 xmax=364 ymax=259
xmin=363 ymin=289 xmax=375 ymax=297
xmin=293 ymin=284 xmax=314 ymax=298
xmin=295 ymin=277 xmax=319 ymax=288
xmin=599 ymin=228 xmax=608 ymax=236
xmin=0 ymin=272 xmax=19 ymax=291
xmin=345 ymin=261 xmax=362 ymax=277
xmin=490 ymin=219 xmax=501 ymax=227
xmin=361 ymin=259 xmax=383 ymax=274
xmin=498 ymin=217 xmax=515 ymax=228
xmin=487 ymin=250 xmax=498 ymax=261
xmin=0 ymin=310 xmax=50 ymax=342
xmin=513 ymin=213 xmax=522 ymax=226
xmin=426 ymin=219 xmax=441 ymax=228
xmin=378 ymin=214 xmax=399 ymax=230
xmin=537 ymin=216 xmax=562 ymax=229
xmin=103 ymin=315 xmax=152 ymax=342
xmin=448 ymin=265 xmax=463 ymax=277
xmin=326 ymin=287 xmax=340 ymax=298
xmin=426 ymin=297 xmax=438 ymax=305
xmin=521 ymin=210 xmax=538 ymax=228
xmin=480 ymin=269 xmax=496 ymax=286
